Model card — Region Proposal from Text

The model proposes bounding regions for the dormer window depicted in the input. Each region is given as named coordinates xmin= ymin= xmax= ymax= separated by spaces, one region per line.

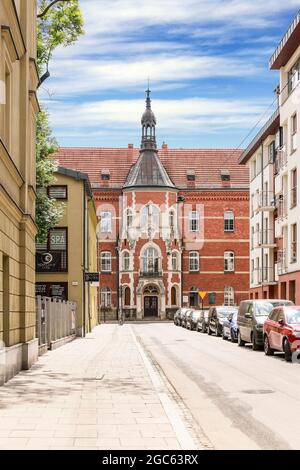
xmin=101 ymin=170 xmax=110 ymax=181
xmin=221 ymin=169 xmax=230 ymax=182
xmin=187 ymin=169 xmax=195 ymax=181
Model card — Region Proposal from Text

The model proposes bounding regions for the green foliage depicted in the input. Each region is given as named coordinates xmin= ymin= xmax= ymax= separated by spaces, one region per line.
xmin=36 ymin=109 xmax=65 ymax=243
xmin=35 ymin=1 xmax=84 ymax=243
xmin=37 ymin=0 xmax=84 ymax=77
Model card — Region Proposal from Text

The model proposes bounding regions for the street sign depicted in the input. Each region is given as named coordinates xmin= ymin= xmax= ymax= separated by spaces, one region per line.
xmin=199 ymin=291 xmax=207 ymax=300
xmin=85 ymin=272 xmax=99 ymax=283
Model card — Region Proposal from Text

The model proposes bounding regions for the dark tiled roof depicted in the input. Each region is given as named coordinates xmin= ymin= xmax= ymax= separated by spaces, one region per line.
xmin=56 ymin=147 xmax=249 ymax=190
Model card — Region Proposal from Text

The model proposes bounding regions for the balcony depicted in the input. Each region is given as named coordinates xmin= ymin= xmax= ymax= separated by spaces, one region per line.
xmin=252 ymin=267 xmax=276 ymax=285
xmin=276 ymin=195 xmax=288 ymax=220
xmin=139 ymin=270 xmax=163 ymax=278
xmin=257 ymin=229 xmax=276 ymax=248
xmin=275 ymin=147 xmax=287 ymax=174
xmin=278 ymin=250 xmax=288 ymax=275
xmin=256 ymin=191 xmax=276 ymax=212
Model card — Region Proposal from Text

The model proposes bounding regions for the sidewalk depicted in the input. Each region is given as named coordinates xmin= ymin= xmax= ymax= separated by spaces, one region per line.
xmin=0 ymin=325 xmax=197 ymax=450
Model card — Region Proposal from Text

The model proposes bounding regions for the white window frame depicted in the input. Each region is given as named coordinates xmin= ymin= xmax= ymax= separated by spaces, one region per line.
xmin=189 ymin=211 xmax=200 ymax=232
xmin=100 ymin=211 xmax=112 ymax=233
xmin=171 ymin=252 xmax=178 ymax=271
xmin=189 ymin=252 xmax=199 ymax=272
xmin=224 ymin=287 xmax=234 ymax=306
xmin=101 ymin=252 xmax=112 ymax=272
xmin=101 ymin=288 xmax=111 ymax=307
xmin=224 ymin=211 xmax=234 ymax=232
xmin=123 ymin=251 xmax=130 ymax=271
xmin=224 ymin=251 xmax=235 ymax=272
xmin=126 ymin=209 xmax=133 ymax=229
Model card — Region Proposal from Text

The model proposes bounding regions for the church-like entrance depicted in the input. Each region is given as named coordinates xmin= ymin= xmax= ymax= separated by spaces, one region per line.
xmin=144 ymin=296 xmax=158 ymax=317
xmin=143 ymin=285 xmax=159 ymax=317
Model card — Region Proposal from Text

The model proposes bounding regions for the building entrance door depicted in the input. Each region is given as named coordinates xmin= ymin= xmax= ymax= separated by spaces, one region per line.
xmin=144 ymin=296 xmax=158 ymax=317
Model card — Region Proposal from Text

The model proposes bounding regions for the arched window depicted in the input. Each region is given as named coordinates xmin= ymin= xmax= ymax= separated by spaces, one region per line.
xmin=126 ymin=209 xmax=133 ymax=228
xmin=189 ymin=287 xmax=198 ymax=308
xmin=101 ymin=252 xmax=112 ymax=272
xmin=141 ymin=205 xmax=160 ymax=229
xmin=224 ymin=287 xmax=235 ymax=306
xmin=171 ymin=286 xmax=177 ymax=306
xmin=224 ymin=251 xmax=235 ymax=272
xmin=224 ymin=211 xmax=234 ymax=232
xmin=189 ymin=252 xmax=199 ymax=272
xmin=171 ymin=252 xmax=178 ymax=271
xmin=123 ymin=251 xmax=130 ymax=271
xmin=142 ymin=247 xmax=159 ymax=274
xmin=101 ymin=288 xmax=111 ymax=307
xmin=124 ymin=286 xmax=131 ymax=306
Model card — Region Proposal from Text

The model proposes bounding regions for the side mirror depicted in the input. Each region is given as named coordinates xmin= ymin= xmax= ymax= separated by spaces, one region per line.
xmin=245 ymin=313 xmax=252 ymax=319
xmin=278 ymin=319 xmax=284 ymax=326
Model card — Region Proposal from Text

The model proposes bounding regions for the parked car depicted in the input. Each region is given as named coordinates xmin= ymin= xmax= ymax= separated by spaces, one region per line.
xmin=196 ymin=310 xmax=209 ymax=333
xmin=264 ymin=306 xmax=300 ymax=362
xmin=186 ymin=310 xmax=201 ymax=330
xmin=181 ymin=309 xmax=194 ymax=328
xmin=237 ymin=300 xmax=294 ymax=350
xmin=208 ymin=306 xmax=238 ymax=337
xmin=173 ymin=309 xmax=181 ymax=326
xmin=222 ymin=310 xmax=238 ymax=342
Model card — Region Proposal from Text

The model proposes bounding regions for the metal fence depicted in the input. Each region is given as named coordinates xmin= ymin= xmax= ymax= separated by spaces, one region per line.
xmin=36 ymin=296 xmax=76 ymax=351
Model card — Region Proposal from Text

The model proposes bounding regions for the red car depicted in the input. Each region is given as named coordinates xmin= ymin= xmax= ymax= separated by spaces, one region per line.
xmin=263 ymin=306 xmax=300 ymax=362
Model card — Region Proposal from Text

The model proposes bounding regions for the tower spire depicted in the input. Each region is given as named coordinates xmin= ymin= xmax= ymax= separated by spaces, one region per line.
xmin=141 ymin=86 xmax=157 ymax=150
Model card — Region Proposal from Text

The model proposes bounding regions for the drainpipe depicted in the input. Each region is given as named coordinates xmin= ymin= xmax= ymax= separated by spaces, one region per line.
xmin=83 ymin=183 xmax=87 ymax=337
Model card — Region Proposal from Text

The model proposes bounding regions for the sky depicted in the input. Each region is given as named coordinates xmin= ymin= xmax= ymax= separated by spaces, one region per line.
xmin=40 ymin=0 xmax=300 ymax=150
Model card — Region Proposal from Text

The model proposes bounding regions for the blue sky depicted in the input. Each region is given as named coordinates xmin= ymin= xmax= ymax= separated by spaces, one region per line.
xmin=40 ymin=0 xmax=300 ymax=149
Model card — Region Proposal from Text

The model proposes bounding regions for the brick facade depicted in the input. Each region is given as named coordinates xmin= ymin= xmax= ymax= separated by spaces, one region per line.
xmin=57 ymin=93 xmax=250 ymax=320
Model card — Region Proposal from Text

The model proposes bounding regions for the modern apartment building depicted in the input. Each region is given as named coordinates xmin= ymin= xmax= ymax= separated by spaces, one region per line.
xmin=0 ymin=0 xmax=39 ymax=384
xmin=36 ymin=167 xmax=99 ymax=336
xmin=240 ymin=10 xmax=300 ymax=303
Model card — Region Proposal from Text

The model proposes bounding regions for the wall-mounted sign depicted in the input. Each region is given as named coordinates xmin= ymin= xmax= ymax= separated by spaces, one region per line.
xmin=85 ymin=272 xmax=99 ymax=283
xmin=183 ymin=296 xmax=189 ymax=303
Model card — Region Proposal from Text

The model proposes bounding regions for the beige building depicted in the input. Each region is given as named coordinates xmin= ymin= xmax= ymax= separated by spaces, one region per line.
xmin=0 ymin=0 xmax=39 ymax=384
xmin=240 ymin=9 xmax=300 ymax=304
xmin=36 ymin=167 xmax=99 ymax=336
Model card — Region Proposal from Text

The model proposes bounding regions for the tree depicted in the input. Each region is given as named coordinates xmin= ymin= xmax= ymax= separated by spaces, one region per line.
xmin=37 ymin=0 xmax=84 ymax=87
xmin=36 ymin=0 xmax=84 ymax=242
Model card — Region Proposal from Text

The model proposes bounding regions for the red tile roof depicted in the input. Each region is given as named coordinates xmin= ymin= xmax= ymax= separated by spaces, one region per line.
xmin=56 ymin=147 xmax=249 ymax=190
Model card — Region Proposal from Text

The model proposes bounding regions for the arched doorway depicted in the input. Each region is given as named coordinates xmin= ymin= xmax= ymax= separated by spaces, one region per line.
xmin=143 ymin=285 xmax=159 ymax=317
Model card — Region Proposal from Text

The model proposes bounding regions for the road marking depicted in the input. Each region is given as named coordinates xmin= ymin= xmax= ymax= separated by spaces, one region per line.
xmin=130 ymin=326 xmax=198 ymax=450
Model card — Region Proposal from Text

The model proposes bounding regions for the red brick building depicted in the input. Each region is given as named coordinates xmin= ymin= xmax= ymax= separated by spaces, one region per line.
xmin=57 ymin=91 xmax=250 ymax=320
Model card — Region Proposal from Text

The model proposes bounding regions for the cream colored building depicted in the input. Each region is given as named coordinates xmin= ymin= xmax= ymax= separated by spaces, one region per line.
xmin=36 ymin=167 xmax=98 ymax=335
xmin=0 ymin=0 xmax=39 ymax=384
xmin=240 ymin=10 xmax=300 ymax=304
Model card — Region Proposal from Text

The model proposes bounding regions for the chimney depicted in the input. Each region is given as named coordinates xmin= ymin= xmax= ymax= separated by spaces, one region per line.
xmin=162 ymin=142 xmax=168 ymax=150
xmin=128 ymin=144 xmax=134 ymax=149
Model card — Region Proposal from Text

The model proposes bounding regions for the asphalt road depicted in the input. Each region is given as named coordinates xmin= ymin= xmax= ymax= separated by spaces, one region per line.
xmin=133 ymin=322 xmax=300 ymax=450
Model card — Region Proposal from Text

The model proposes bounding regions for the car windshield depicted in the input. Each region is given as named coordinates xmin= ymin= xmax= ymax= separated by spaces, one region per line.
xmin=232 ymin=312 xmax=237 ymax=321
xmin=217 ymin=308 xmax=238 ymax=318
xmin=256 ymin=301 xmax=293 ymax=316
xmin=286 ymin=309 xmax=300 ymax=324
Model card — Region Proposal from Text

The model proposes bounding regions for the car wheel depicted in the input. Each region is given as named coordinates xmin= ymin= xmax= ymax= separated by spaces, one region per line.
xmin=216 ymin=325 xmax=222 ymax=337
xmin=237 ymin=331 xmax=245 ymax=347
xmin=231 ymin=330 xmax=237 ymax=343
xmin=284 ymin=339 xmax=292 ymax=362
xmin=264 ymin=335 xmax=274 ymax=356
xmin=208 ymin=327 xmax=212 ymax=335
xmin=252 ymin=332 xmax=260 ymax=351
xmin=222 ymin=330 xmax=227 ymax=340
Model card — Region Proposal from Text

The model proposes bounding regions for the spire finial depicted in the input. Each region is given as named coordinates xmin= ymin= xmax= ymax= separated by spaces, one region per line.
xmin=146 ymin=78 xmax=151 ymax=109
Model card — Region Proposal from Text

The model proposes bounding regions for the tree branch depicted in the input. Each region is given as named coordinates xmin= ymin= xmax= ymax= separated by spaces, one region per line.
xmin=37 ymin=0 xmax=71 ymax=18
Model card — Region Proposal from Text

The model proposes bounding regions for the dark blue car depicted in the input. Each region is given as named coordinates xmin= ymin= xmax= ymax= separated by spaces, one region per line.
xmin=222 ymin=311 xmax=238 ymax=342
